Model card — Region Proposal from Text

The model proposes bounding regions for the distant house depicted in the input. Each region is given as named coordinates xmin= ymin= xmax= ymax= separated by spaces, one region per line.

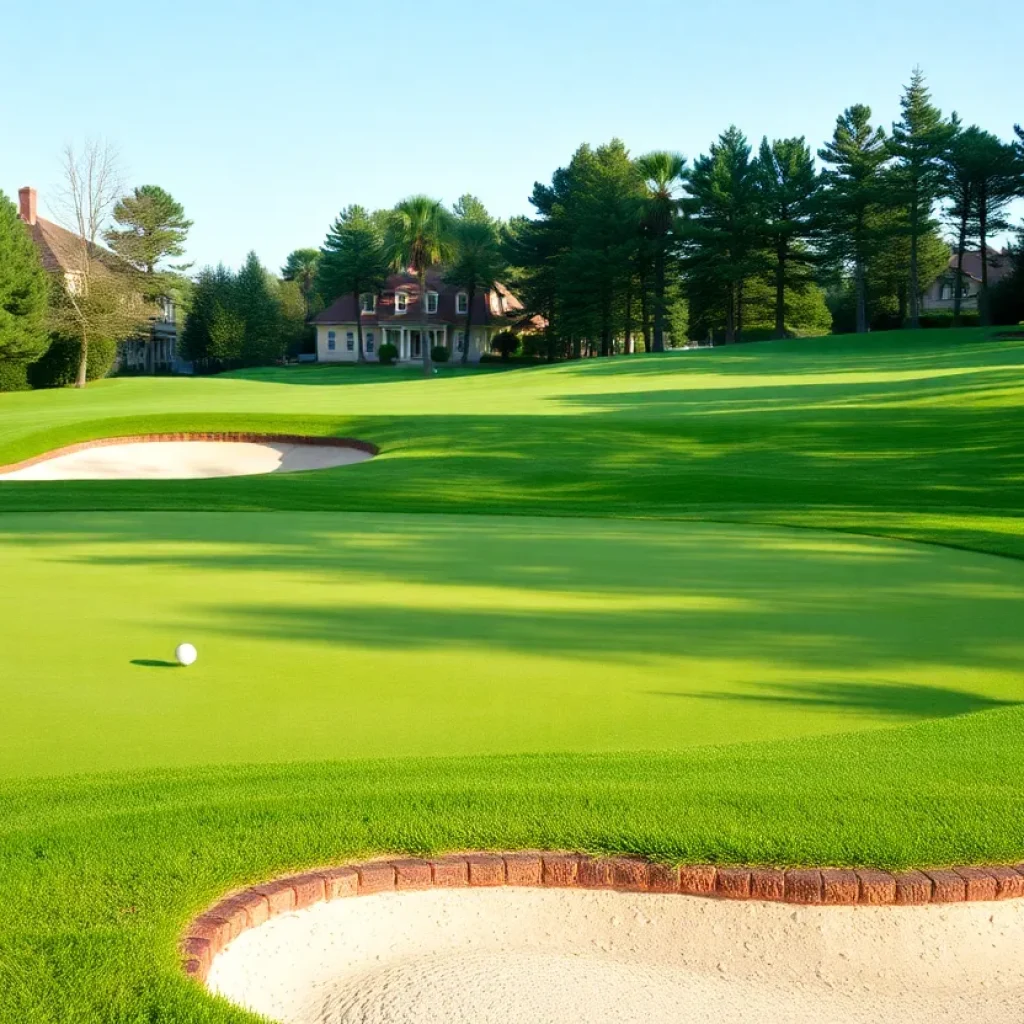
xmin=922 ymin=249 xmax=1012 ymax=313
xmin=17 ymin=186 xmax=183 ymax=374
xmin=312 ymin=270 xmax=527 ymax=363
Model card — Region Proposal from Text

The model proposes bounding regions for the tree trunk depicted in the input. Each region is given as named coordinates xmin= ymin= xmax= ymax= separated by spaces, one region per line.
xmin=461 ymin=285 xmax=475 ymax=365
xmin=978 ymin=186 xmax=991 ymax=327
xmin=75 ymin=331 xmax=89 ymax=389
xmin=353 ymin=291 xmax=365 ymax=363
xmin=724 ymin=284 xmax=736 ymax=344
xmin=736 ymin=279 xmax=745 ymax=342
xmin=652 ymin=247 xmax=666 ymax=352
xmin=420 ymin=270 xmax=432 ymax=376
xmin=639 ymin=266 xmax=651 ymax=353
xmin=546 ymin=299 xmax=557 ymax=363
xmin=624 ymin=278 xmax=633 ymax=354
xmin=774 ymin=246 xmax=786 ymax=339
xmin=854 ymin=258 xmax=868 ymax=334
xmin=953 ymin=202 xmax=969 ymax=324
xmin=907 ymin=204 xmax=921 ymax=328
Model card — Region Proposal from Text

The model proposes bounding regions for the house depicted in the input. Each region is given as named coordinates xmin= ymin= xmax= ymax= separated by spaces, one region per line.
xmin=17 ymin=186 xmax=184 ymax=374
xmin=922 ymin=249 xmax=1012 ymax=312
xmin=312 ymin=270 xmax=526 ymax=363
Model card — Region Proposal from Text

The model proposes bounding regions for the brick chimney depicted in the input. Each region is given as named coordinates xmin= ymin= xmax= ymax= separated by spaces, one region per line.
xmin=18 ymin=186 xmax=37 ymax=226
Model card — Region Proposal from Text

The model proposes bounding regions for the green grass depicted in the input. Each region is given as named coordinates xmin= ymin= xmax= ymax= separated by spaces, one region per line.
xmin=1 ymin=327 xmax=1023 ymax=1020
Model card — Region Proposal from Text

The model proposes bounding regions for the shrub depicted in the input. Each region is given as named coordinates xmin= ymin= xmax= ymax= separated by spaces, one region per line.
xmin=29 ymin=335 xmax=118 ymax=388
xmin=491 ymin=330 xmax=520 ymax=361
xmin=431 ymin=344 xmax=450 ymax=363
xmin=919 ymin=312 xmax=980 ymax=329
xmin=0 ymin=361 xmax=31 ymax=392
xmin=377 ymin=342 xmax=398 ymax=365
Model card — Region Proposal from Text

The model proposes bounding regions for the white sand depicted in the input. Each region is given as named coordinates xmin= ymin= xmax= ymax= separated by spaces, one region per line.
xmin=0 ymin=440 xmax=372 ymax=481
xmin=207 ymin=887 xmax=1024 ymax=1024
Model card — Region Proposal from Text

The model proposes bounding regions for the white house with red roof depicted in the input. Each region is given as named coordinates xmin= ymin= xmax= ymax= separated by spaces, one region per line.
xmin=312 ymin=270 xmax=527 ymax=363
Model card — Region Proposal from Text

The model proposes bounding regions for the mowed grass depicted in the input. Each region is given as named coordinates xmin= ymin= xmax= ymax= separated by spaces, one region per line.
xmin=1 ymin=327 xmax=1023 ymax=1021
xmin=2 ymin=512 xmax=1023 ymax=777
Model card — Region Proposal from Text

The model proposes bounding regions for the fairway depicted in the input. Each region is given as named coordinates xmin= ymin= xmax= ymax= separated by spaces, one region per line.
xmin=1 ymin=512 xmax=1023 ymax=777
xmin=2 ymin=329 xmax=1024 ymax=1022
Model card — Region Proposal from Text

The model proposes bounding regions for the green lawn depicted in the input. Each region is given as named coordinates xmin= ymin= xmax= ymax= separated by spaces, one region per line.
xmin=1 ymin=328 xmax=1023 ymax=1021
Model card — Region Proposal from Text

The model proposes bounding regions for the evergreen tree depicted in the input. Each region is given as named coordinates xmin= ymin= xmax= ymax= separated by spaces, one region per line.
xmin=636 ymin=151 xmax=686 ymax=352
xmin=180 ymin=265 xmax=235 ymax=366
xmin=318 ymin=206 xmax=390 ymax=363
xmin=681 ymin=126 xmax=763 ymax=343
xmin=818 ymin=105 xmax=889 ymax=333
xmin=234 ymin=251 xmax=283 ymax=365
xmin=0 ymin=191 xmax=50 ymax=381
xmin=886 ymin=68 xmax=957 ymax=327
xmin=942 ymin=126 xmax=980 ymax=322
xmin=452 ymin=195 xmax=493 ymax=225
xmin=754 ymin=136 xmax=822 ymax=338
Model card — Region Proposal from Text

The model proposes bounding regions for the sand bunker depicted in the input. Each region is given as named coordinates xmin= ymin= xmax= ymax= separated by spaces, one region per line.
xmin=0 ymin=437 xmax=373 ymax=481
xmin=207 ymin=887 xmax=1024 ymax=1024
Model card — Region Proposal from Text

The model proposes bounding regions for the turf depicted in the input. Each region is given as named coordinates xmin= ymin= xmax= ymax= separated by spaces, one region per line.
xmin=0 ymin=327 xmax=1023 ymax=1020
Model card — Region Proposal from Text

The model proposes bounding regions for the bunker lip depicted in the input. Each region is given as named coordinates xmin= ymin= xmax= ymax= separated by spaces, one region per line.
xmin=190 ymin=853 xmax=1024 ymax=1024
xmin=0 ymin=433 xmax=378 ymax=481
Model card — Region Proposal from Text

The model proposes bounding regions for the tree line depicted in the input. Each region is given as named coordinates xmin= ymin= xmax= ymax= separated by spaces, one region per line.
xmin=509 ymin=68 xmax=1024 ymax=357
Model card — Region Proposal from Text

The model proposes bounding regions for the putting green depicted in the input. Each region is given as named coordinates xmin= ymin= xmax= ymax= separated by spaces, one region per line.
xmin=2 ymin=510 xmax=1021 ymax=778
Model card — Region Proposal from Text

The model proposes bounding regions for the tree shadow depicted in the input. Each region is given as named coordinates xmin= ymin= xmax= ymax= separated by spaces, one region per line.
xmin=661 ymin=680 xmax=1019 ymax=720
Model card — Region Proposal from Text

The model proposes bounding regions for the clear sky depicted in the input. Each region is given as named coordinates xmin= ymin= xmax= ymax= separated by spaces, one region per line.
xmin=3 ymin=0 xmax=1021 ymax=273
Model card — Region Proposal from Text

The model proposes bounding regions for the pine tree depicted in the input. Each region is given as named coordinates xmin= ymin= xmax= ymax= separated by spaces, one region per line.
xmin=755 ymin=136 xmax=822 ymax=338
xmin=104 ymin=185 xmax=192 ymax=277
xmin=318 ymin=206 xmax=390 ymax=363
xmin=0 ymin=191 xmax=50 ymax=381
xmin=234 ymin=252 xmax=283 ymax=365
xmin=281 ymin=249 xmax=321 ymax=318
xmin=681 ymin=126 xmax=763 ymax=343
xmin=886 ymin=68 xmax=957 ymax=327
xmin=818 ymin=105 xmax=889 ymax=334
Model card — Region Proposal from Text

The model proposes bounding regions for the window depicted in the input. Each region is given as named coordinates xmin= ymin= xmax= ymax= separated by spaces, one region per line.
xmin=426 ymin=291 xmax=439 ymax=314
xmin=395 ymin=292 xmax=408 ymax=314
xmin=360 ymin=293 xmax=376 ymax=313
xmin=346 ymin=331 xmax=355 ymax=351
xmin=327 ymin=330 xmax=336 ymax=351
xmin=366 ymin=332 xmax=375 ymax=353
xmin=456 ymin=292 xmax=469 ymax=315
xmin=456 ymin=331 xmax=465 ymax=353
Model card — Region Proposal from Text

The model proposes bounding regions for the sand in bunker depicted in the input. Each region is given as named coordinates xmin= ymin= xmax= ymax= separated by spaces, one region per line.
xmin=0 ymin=440 xmax=372 ymax=481
xmin=208 ymin=887 xmax=1024 ymax=1024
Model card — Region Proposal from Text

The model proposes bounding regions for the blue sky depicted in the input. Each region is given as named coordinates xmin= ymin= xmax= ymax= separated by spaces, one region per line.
xmin=4 ymin=0 xmax=1021 ymax=272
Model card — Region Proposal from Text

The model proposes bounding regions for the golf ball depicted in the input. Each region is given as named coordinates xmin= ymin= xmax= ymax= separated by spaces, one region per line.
xmin=175 ymin=643 xmax=198 ymax=667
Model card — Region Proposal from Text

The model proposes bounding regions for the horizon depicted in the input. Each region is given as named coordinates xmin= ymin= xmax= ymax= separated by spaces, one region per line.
xmin=4 ymin=0 xmax=1022 ymax=274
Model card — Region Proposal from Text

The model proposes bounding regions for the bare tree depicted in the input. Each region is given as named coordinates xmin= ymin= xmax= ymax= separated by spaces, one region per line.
xmin=49 ymin=141 xmax=150 ymax=387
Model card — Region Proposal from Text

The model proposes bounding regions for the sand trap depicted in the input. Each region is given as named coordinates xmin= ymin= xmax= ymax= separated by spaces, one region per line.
xmin=0 ymin=439 xmax=373 ymax=481
xmin=207 ymin=887 xmax=1024 ymax=1024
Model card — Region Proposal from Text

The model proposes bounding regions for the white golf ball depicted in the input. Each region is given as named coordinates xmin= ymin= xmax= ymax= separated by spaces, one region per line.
xmin=175 ymin=643 xmax=198 ymax=667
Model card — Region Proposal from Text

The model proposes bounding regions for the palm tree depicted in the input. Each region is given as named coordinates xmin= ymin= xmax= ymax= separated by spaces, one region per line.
xmin=636 ymin=151 xmax=686 ymax=352
xmin=386 ymin=196 xmax=455 ymax=376
xmin=281 ymin=248 xmax=321 ymax=318
xmin=446 ymin=218 xmax=506 ymax=364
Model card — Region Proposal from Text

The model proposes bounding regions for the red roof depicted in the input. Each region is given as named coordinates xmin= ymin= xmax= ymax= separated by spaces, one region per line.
xmin=314 ymin=269 xmax=523 ymax=327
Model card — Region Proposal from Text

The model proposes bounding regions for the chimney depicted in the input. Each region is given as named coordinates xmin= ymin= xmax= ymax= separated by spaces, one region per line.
xmin=18 ymin=186 xmax=37 ymax=226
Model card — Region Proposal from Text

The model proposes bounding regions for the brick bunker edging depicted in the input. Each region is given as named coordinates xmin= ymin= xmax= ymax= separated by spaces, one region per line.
xmin=181 ymin=853 xmax=1024 ymax=983
xmin=0 ymin=433 xmax=379 ymax=474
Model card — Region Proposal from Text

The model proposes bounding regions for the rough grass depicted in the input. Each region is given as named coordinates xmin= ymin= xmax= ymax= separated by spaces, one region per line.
xmin=1 ymin=327 xmax=1023 ymax=1021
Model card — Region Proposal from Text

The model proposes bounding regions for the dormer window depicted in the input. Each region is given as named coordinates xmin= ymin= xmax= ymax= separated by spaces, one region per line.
xmin=426 ymin=291 xmax=439 ymax=314
xmin=395 ymin=291 xmax=408 ymax=314
xmin=456 ymin=292 xmax=469 ymax=315
xmin=360 ymin=293 xmax=376 ymax=314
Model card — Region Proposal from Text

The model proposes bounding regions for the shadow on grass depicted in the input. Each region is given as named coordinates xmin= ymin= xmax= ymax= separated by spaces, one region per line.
xmin=130 ymin=659 xmax=178 ymax=669
xmin=658 ymin=681 xmax=1019 ymax=720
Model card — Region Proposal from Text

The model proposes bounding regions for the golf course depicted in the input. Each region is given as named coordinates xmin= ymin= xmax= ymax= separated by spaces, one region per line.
xmin=1 ymin=327 xmax=1023 ymax=1021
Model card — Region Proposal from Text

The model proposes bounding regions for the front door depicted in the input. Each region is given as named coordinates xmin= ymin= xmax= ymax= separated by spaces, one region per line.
xmin=410 ymin=331 xmax=421 ymax=358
